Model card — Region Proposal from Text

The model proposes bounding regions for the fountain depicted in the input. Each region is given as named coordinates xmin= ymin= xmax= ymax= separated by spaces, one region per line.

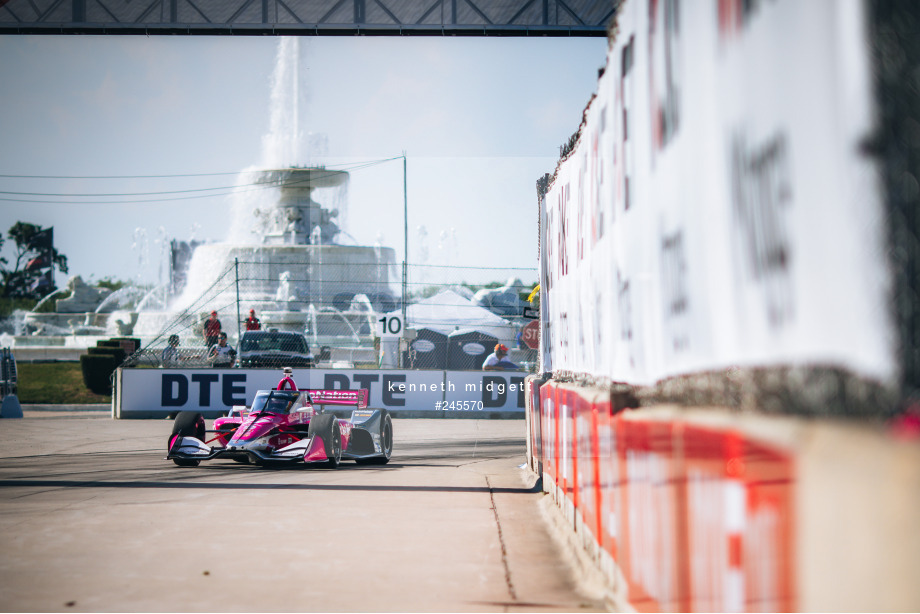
xmin=149 ymin=164 xmax=399 ymax=343
xmin=2 ymin=38 xmax=399 ymax=367
xmin=129 ymin=38 xmax=399 ymax=362
xmin=16 ymin=276 xmax=113 ymax=337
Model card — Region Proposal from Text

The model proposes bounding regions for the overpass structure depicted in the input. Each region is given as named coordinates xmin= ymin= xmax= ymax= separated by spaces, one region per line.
xmin=0 ymin=0 xmax=614 ymax=35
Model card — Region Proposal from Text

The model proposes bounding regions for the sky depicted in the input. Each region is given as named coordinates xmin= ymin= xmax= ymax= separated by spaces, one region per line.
xmin=0 ymin=34 xmax=608 ymax=288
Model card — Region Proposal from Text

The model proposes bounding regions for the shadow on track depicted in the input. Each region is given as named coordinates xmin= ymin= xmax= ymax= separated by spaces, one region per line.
xmin=0 ymin=478 xmax=543 ymax=495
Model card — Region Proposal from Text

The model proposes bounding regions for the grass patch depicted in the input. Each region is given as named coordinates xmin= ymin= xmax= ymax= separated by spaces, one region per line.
xmin=16 ymin=362 xmax=111 ymax=404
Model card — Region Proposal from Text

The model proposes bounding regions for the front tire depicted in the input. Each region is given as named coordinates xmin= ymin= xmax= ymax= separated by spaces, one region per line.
xmin=172 ymin=411 xmax=205 ymax=439
xmin=170 ymin=411 xmax=205 ymax=467
xmin=308 ymin=414 xmax=342 ymax=469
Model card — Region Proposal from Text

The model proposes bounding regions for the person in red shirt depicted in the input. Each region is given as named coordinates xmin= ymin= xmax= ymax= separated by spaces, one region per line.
xmin=245 ymin=309 xmax=261 ymax=331
xmin=203 ymin=311 xmax=221 ymax=348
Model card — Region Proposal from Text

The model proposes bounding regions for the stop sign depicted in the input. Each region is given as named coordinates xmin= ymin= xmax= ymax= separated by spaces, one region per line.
xmin=522 ymin=319 xmax=540 ymax=350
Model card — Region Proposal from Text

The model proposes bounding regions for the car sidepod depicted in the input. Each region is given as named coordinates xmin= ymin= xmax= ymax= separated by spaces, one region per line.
xmin=344 ymin=408 xmax=393 ymax=464
xmin=213 ymin=416 xmax=241 ymax=447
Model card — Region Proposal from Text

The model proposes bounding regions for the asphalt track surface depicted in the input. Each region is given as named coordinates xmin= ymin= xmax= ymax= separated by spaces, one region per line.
xmin=0 ymin=409 xmax=606 ymax=613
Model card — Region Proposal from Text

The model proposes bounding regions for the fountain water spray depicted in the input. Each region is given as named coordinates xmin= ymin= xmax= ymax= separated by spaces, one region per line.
xmin=141 ymin=37 xmax=399 ymax=352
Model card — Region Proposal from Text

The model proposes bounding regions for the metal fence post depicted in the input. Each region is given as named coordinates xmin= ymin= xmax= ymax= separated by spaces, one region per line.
xmin=235 ymin=258 xmax=242 ymax=346
xmin=402 ymin=153 xmax=409 ymax=369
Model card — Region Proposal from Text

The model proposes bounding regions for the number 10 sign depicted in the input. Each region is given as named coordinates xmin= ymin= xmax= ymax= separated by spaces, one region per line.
xmin=377 ymin=315 xmax=403 ymax=338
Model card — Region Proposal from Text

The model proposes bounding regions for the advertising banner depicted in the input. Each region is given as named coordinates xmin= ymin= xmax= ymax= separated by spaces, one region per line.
xmin=116 ymin=368 xmax=528 ymax=417
xmin=540 ymin=0 xmax=893 ymax=386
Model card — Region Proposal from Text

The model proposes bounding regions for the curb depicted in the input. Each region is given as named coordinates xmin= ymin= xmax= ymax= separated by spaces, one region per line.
xmin=21 ymin=404 xmax=110 ymax=412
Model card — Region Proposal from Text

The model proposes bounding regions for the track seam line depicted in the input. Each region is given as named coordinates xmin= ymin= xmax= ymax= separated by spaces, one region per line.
xmin=486 ymin=474 xmax=517 ymax=605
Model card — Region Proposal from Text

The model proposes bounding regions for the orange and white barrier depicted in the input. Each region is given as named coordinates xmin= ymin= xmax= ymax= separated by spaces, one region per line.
xmin=526 ymin=377 xmax=920 ymax=612
xmin=526 ymin=377 xmax=796 ymax=612
xmin=527 ymin=374 xmax=920 ymax=611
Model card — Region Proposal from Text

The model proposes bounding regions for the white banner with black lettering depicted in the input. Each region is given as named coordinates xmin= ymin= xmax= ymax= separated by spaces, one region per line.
xmin=540 ymin=0 xmax=894 ymax=386
xmin=115 ymin=368 xmax=528 ymax=417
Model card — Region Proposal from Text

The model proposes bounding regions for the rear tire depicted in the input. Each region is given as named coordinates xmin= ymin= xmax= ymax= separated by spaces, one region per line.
xmin=170 ymin=412 xmax=205 ymax=467
xmin=356 ymin=411 xmax=393 ymax=465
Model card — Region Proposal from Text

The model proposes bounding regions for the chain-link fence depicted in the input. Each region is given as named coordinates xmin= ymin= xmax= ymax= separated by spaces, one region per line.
xmin=124 ymin=257 xmax=538 ymax=370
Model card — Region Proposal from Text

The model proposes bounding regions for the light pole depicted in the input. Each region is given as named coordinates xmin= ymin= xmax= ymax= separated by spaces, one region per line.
xmin=402 ymin=152 xmax=408 ymax=327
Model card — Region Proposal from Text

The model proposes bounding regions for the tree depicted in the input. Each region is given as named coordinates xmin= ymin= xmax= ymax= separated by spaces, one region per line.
xmin=1 ymin=222 xmax=69 ymax=298
xmin=96 ymin=277 xmax=127 ymax=292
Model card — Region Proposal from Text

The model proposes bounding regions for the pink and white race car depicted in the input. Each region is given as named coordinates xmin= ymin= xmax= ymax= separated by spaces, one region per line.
xmin=166 ymin=388 xmax=393 ymax=468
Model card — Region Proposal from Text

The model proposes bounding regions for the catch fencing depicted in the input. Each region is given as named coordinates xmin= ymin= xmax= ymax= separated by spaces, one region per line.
xmin=123 ymin=258 xmax=537 ymax=370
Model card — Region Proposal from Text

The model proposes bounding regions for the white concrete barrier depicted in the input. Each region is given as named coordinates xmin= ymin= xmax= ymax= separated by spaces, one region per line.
xmin=114 ymin=367 xmax=529 ymax=418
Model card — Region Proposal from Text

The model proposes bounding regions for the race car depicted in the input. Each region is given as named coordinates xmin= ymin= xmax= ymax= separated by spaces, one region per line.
xmin=166 ymin=387 xmax=393 ymax=468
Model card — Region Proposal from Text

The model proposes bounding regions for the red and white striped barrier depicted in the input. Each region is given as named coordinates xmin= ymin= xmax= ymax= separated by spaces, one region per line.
xmin=525 ymin=376 xmax=795 ymax=612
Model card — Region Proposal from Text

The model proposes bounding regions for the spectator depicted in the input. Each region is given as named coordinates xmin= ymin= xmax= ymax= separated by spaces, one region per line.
xmin=203 ymin=310 xmax=221 ymax=348
xmin=160 ymin=334 xmax=180 ymax=367
xmin=482 ymin=343 xmax=518 ymax=371
xmin=208 ymin=332 xmax=236 ymax=368
xmin=245 ymin=308 xmax=261 ymax=331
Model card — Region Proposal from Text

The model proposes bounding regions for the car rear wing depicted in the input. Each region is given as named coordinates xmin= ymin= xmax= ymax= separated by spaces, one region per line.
xmin=302 ymin=389 xmax=369 ymax=410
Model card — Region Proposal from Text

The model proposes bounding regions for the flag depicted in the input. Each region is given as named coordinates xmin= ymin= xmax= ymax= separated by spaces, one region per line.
xmin=28 ymin=270 xmax=52 ymax=293
xmin=25 ymin=254 xmax=50 ymax=270
xmin=27 ymin=227 xmax=53 ymax=251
